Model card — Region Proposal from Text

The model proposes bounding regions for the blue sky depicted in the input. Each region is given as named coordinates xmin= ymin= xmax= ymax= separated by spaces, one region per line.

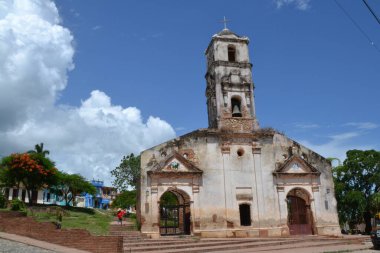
xmin=0 ymin=0 xmax=379 ymax=183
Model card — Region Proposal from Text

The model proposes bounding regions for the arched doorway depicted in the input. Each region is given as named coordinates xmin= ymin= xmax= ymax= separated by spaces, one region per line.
xmin=287 ymin=188 xmax=314 ymax=235
xmin=159 ymin=188 xmax=191 ymax=236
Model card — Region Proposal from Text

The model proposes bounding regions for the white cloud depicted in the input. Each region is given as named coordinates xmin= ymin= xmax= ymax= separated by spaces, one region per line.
xmin=275 ymin=0 xmax=311 ymax=10
xmin=299 ymin=131 xmax=375 ymax=162
xmin=92 ymin=25 xmax=102 ymax=31
xmin=344 ymin=122 xmax=378 ymax=130
xmin=329 ymin=132 xmax=360 ymax=142
xmin=0 ymin=91 xmax=175 ymax=184
xmin=0 ymin=0 xmax=74 ymax=130
xmin=294 ymin=123 xmax=319 ymax=129
xmin=0 ymin=0 xmax=176 ymax=185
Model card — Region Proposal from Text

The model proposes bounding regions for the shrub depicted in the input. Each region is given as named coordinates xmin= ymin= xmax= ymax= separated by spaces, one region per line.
xmin=10 ymin=199 xmax=25 ymax=211
xmin=0 ymin=191 xmax=7 ymax=208
xmin=66 ymin=206 xmax=95 ymax=215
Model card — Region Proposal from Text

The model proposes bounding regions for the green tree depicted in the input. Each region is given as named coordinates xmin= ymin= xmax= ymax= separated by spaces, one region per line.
xmin=111 ymin=153 xmax=140 ymax=191
xmin=0 ymin=153 xmax=57 ymax=205
xmin=371 ymin=192 xmax=380 ymax=214
xmin=111 ymin=190 xmax=136 ymax=209
xmin=28 ymin=143 xmax=50 ymax=157
xmin=333 ymin=149 xmax=380 ymax=233
xmin=160 ymin=191 xmax=178 ymax=205
xmin=51 ymin=171 xmax=96 ymax=206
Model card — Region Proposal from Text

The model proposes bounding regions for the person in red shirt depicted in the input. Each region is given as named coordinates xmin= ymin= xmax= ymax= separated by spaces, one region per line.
xmin=117 ymin=208 xmax=126 ymax=226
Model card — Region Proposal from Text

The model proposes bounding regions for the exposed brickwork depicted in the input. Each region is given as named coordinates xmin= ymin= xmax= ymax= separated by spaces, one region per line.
xmin=0 ymin=211 xmax=123 ymax=253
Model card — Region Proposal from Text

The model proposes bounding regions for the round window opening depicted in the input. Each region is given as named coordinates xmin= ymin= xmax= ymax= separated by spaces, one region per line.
xmin=237 ymin=148 xmax=244 ymax=157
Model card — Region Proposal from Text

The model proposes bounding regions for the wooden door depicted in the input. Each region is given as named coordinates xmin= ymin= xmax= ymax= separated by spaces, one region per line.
xmin=287 ymin=196 xmax=312 ymax=235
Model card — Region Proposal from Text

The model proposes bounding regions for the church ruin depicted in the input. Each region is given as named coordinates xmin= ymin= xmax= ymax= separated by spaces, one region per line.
xmin=137 ymin=28 xmax=340 ymax=238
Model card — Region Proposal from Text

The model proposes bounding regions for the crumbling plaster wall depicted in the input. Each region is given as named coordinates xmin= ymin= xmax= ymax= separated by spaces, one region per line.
xmin=139 ymin=130 xmax=340 ymax=237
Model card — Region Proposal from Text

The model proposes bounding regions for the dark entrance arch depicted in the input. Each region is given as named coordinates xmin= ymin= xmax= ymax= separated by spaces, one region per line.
xmin=287 ymin=188 xmax=314 ymax=235
xmin=159 ymin=188 xmax=191 ymax=236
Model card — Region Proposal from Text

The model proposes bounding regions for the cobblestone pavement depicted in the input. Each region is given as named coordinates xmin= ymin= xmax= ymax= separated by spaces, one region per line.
xmin=0 ymin=238 xmax=57 ymax=253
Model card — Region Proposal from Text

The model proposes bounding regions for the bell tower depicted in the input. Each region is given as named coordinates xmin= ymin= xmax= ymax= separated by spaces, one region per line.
xmin=205 ymin=28 xmax=259 ymax=132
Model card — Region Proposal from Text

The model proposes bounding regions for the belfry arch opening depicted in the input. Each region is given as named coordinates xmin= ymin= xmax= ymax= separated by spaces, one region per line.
xmin=159 ymin=189 xmax=191 ymax=236
xmin=228 ymin=45 xmax=236 ymax=62
xmin=231 ymin=97 xmax=242 ymax=117
xmin=287 ymin=188 xmax=314 ymax=235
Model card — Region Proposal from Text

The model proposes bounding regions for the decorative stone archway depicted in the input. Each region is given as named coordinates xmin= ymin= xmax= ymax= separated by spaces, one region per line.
xmin=286 ymin=188 xmax=314 ymax=235
xmin=159 ymin=188 xmax=191 ymax=236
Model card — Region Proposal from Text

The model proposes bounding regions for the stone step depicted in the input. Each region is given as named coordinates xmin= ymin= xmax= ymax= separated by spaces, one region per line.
xmin=126 ymin=239 xmax=361 ymax=253
xmin=111 ymin=224 xmax=135 ymax=228
xmin=109 ymin=227 xmax=138 ymax=232
xmin=123 ymin=239 xmax=294 ymax=252
xmin=212 ymin=240 xmax=369 ymax=253
xmin=110 ymin=228 xmax=138 ymax=232
xmin=110 ymin=233 xmax=142 ymax=237
xmin=109 ymin=228 xmax=140 ymax=232
xmin=122 ymin=237 xmax=334 ymax=245
xmin=110 ymin=230 xmax=141 ymax=234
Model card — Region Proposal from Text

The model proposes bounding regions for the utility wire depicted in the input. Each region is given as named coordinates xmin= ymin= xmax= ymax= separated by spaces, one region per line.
xmin=334 ymin=0 xmax=380 ymax=53
xmin=362 ymin=0 xmax=380 ymax=26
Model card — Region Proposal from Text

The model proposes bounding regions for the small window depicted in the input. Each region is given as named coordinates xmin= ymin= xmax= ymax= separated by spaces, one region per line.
xmin=325 ymin=200 xmax=329 ymax=210
xmin=231 ymin=97 xmax=242 ymax=117
xmin=239 ymin=204 xmax=251 ymax=226
xmin=237 ymin=148 xmax=244 ymax=157
xmin=21 ymin=189 xmax=26 ymax=202
xmin=12 ymin=189 xmax=19 ymax=200
xmin=4 ymin=188 xmax=9 ymax=200
xmin=228 ymin=45 xmax=236 ymax=62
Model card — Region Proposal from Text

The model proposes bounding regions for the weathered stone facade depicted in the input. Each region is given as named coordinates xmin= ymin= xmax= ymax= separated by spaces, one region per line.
xmin=137 ymin=29 xmax=340 ymax=238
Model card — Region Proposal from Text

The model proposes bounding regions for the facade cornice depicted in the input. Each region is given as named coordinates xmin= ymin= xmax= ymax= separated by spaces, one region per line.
xmin=178 ymin=128 xmax=276 ymax=139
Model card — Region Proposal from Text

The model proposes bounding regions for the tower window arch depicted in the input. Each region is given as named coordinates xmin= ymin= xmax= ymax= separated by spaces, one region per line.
xmin=231 ymin=97 xmax=242 ymax=117
xmin=228 ymin=45 xmax=236 ymax=62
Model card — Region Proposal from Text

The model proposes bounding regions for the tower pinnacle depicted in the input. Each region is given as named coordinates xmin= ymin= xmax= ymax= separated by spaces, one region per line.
xmin=220 ymin=16 xmax=230 ymax=30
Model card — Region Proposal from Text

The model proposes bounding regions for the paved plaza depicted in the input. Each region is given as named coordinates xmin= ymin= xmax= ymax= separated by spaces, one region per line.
xmin=0 ymin=232 xmax=89 ymax=253
xmin=0 ymin=238 xmax=56 ymax=253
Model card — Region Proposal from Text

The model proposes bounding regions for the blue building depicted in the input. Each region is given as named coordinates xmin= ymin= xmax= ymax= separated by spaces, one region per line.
xmin=76 ymin=180 xmax=116 ymax=209
xmin=42 ymin=189 xmax=72 ymax=206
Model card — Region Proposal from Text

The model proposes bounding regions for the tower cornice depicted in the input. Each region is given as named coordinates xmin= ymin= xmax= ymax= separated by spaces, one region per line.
xmin=210 ymin=60 xmax=252 ymax=69
xmin=205 ymin=36 xmax=249 ymax=55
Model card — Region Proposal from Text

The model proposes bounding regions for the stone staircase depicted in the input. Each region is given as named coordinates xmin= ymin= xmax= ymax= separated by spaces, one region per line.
xmin=109 ymin=217 xmax=145 ymax=241
xmin=122 ymin=235 xmax=370 ymax=253
xmin=110 ymin=217 xmax=371 ymax=253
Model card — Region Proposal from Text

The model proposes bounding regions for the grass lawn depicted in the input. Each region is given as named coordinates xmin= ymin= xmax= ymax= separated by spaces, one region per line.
xmin=30 ymin=208 xmax=114 ymax=235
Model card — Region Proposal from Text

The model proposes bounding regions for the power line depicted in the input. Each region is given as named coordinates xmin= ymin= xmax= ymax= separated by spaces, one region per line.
xmin=334 ymin=0 xmax=380 ymax=53
xmin=362 ymin=0 xmax=380 ymax=26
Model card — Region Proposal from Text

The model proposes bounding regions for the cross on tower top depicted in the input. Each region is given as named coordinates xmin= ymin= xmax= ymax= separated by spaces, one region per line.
xmin=220 ymin=16 xmax=230 ymax=30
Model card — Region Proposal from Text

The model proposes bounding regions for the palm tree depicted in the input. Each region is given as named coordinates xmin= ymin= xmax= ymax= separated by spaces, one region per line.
xmin=28 ymin=143 xmax=50 ymax=157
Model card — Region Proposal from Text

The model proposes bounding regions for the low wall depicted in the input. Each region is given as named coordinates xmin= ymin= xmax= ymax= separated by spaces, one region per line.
xmin=0 ymin=211 xmax=123 ymax=253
